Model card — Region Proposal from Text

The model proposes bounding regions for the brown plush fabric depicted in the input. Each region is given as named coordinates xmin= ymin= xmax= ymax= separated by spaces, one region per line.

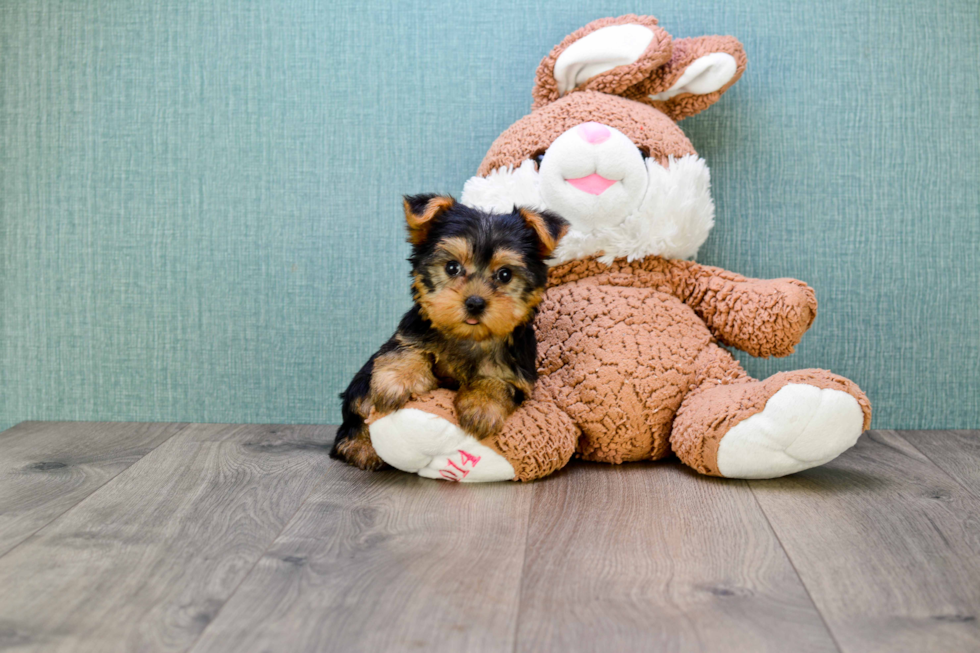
xmin=531 ymin=15 xmax=673 ymax=111
xmin=401 ymin=257 xmax=872 ymax=479
xmin=624 ymin=36 xmax=748 ymax=121
xmin=392 ymin=16 xmax=871 ymax=482
xmin=672 ymin=370 xmax=873 ymax=476
xmin=484 ymin=388 xmax=578 ymax=481
xmin=481 ymin=20 xmax=750 ymax=173
xmin=478 ymin=92 xmax=695 ymax=174
xmin=546 ymin=257 xmax=817 ymax=358
xmin=397 ymin=387 xmax=578 ymax=482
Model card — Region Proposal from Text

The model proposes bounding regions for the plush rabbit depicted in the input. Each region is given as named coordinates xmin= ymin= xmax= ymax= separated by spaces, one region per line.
xmin=364 ymin=15 xmax=871 ymax=482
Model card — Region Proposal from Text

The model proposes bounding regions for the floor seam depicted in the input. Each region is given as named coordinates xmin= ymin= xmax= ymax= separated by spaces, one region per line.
xmin=893 ymin=430 xmax=980 ymax=502
xmin=183 ymin=437 xmax=335 ymax=653
xmin=510 ymin=482 xmax=537 ymax=653
xmin=747 ymin=479 xmax=846 ymax=653
xmin=0 ymin=421 xmax=194 ymax=562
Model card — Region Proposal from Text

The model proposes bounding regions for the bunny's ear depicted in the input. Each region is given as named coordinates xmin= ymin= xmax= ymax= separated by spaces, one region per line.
xmin=629 ymin=35 xmax=747 ymax=121
xmin=532 ymin=15 xmax=672 ymax=111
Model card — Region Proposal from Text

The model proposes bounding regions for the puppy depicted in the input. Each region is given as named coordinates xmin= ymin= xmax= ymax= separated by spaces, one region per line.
xmin=330 ymin=195 xmax=567 ymax=470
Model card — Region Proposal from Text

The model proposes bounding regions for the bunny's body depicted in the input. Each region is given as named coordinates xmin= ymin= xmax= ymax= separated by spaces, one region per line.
xmin=363 ymin=16 xmax=871 ymax=482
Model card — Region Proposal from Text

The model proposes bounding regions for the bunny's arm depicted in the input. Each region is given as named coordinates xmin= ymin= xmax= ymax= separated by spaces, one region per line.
xmin=666 ymin=260 xmax=816 ymax=358
xmin=574 ymin=256 xmax=815 ymax=358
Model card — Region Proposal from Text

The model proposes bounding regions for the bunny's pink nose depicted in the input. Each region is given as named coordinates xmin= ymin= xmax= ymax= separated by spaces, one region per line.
xmin=577 ymin=122 xmax=611 ymax=145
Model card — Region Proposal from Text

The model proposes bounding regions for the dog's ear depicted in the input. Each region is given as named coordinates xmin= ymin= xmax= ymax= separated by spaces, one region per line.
xmin=403 ymin=195 xmax=455 ymax=245
xmin=532 ymin=15 xmax=673 ymax=110
xmin=518 ymin=207 xmax=569 ymax=257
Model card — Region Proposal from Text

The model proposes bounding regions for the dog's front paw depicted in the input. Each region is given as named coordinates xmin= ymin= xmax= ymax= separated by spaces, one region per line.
xmin=331 ymin=432 xmax=389 ymax=471
xmin=455 ymin=393 xmax=510 ymax=440
xmin=368 ymin=353 xmax=438 ymax=416
xmin=369 ymin=388 xmax=412 ymax=416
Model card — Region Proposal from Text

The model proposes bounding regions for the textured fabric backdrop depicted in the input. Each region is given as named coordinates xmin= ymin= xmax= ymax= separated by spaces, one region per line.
xmin=1 ymin=0 xmax=978 ymax=432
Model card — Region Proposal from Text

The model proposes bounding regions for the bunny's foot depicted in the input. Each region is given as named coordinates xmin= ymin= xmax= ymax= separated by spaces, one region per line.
xmin=672 ymin=370 xmax=871 ymax=479
xmin=370 ymin=407 xmax=515 ymax=482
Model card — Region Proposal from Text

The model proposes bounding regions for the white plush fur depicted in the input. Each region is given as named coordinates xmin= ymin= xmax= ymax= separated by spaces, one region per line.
xmin=553 ymin=24 xmax=654 ymax=95
xmin=537 ymin=124 xmax=650 ymax=233
xmin=462 ymin=154 xmax=715 ymax=264
xmin=648 ymin=53 xmax=738 ymax=101
xmin=715 ymin=384 xmax=865 ymax=479
xmin=370 ymin=409 xmax=516 ymax=482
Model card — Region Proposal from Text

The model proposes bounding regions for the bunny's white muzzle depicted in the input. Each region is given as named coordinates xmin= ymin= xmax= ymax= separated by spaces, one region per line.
xmin=538 ymin=123 xmax=648 ymax=232
xmin=462 ymin=122 xmax=716 ymax=265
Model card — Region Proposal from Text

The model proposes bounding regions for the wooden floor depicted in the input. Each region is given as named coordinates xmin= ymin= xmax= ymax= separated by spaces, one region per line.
xmin=0 ymin=424 xmax=978 ymax=652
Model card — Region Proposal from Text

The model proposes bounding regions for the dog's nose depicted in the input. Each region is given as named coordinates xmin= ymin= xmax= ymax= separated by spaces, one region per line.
xmin=577 ymin=122 xmax=610 ymax=145
xmin=465 ymin=295 xmax=486 ymax=315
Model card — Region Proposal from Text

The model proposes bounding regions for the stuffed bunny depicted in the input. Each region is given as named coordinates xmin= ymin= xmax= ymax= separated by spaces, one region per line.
xmin=364 ymin=15 xmax=871 ymax=482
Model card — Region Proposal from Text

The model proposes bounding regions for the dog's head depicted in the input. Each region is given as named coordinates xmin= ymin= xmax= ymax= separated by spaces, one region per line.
xmin=404 ymin=195 xmax=567 ymax=341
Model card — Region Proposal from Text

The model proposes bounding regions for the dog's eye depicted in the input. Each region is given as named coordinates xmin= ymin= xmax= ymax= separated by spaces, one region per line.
xmin=495 ymin=268 xmax=512 ymax=284
xmin=445 ymin=260 xmax=463 ymax=277
xmin=532 ymin=152 xmax=546 ymax=169
xmin=637 ymin=146 xmax=650 ymax=159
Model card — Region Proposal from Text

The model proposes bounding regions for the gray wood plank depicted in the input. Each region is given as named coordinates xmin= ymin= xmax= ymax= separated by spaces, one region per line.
xmin=902 ymin=430 xmax=980 ymax=499
xmin=0 ymin=421 xmax=185 ymax=557
xmin=189 ymin=460 xmax=534 ymax=653
xmin=0 ymin=423 xmax=335 ymax=653
xmin=514 ymin=460 xmax=838 ymax=653
xmin=749 ymin=430 xmax=980 ymax=653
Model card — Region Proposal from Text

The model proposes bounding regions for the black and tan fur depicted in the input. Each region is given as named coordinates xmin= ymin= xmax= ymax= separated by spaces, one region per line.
xmin=331 ymin=195 xmax=567 ymax=470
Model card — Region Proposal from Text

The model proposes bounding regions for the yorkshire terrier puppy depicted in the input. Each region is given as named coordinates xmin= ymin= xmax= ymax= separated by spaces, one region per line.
xmin=331 ymin=194 xmax=568 ymax=470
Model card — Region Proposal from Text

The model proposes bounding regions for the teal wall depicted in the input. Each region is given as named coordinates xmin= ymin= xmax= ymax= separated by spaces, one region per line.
xmin=2 ymin=0 xmax=978 ymax=432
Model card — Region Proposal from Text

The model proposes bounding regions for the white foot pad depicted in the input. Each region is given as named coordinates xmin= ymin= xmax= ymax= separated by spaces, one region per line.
xmin=369 ymin=409 xmax=516 ymax=482
xmin=715 ymin=383 xmax=865 ymax=479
